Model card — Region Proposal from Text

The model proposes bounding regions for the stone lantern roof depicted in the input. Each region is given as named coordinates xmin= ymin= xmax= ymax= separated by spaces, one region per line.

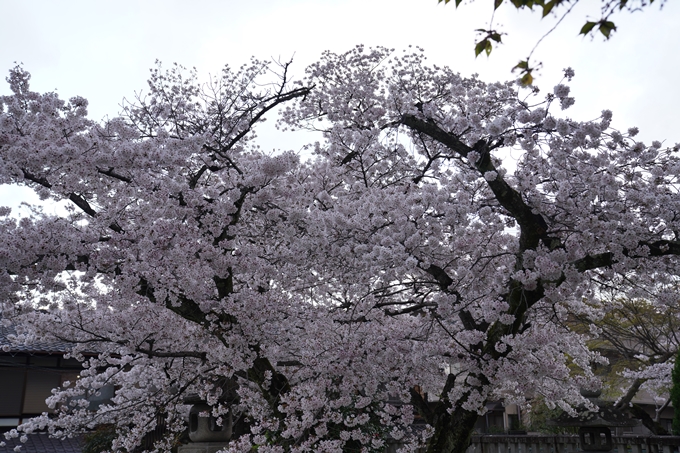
xmin=547 ymin=389 xmax=640 ymax=452
xmin=548 ymin=389 xmax=639 ymax=428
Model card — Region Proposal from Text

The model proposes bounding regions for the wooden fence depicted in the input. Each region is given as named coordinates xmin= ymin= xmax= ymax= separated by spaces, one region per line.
xmin=465 ymin=435 xmax=680 ymax=453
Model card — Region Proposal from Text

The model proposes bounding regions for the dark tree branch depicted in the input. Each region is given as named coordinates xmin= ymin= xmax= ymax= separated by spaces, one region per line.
xmin=614 ymin=351 xmax=674 ymax=410
xmin=458 ymin=309 xmax=489 ymax=333
xmin=67 ymin=193 xmax=97 ymax=217
xmin=206 ymin=86 xmax=312 ymax=176
xmin=423 ymin=263 xmax=454 ymax=290
xmin=410 ymin=386 xmax=434 ymax=425
xmin=136 ymin=277 xmax=237 ymax=326
xmin=21 ymin=168 xmax=52 ymax=188
xmin=189 ymin=164 xmax=209 ymax=189
xmin=276 ymin=360 xmax=303 ymax=367
xmin=246 ymin=345 xmax=292 ymax=417
xmin=22 ymin=168 xmax=124 ymax=233
xmin=213 ymin=186 xmax=254 ymax=245
xmin=627 ymin=403 xmax=669 ymax=435
xmin=136 ymin=347 xmax=207 ymax=360
xmin=384 ymin=303 xmax=438 ymax=316
xmin=614 ymin=378 xmax=645 ymax=411
xmin=571 ymin=240 xmax=680 ymax=273
xmin=400 ymin=114 xmax=550 ymax=250
xmin=97 ymin=167 xmax=133 ymax=183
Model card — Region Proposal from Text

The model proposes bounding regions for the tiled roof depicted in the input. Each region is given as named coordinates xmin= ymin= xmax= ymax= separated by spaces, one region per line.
xmin=0 ymin=433 xmax=82 ymax=453
xmin=0 ymin=323 xmax=73 ymax=355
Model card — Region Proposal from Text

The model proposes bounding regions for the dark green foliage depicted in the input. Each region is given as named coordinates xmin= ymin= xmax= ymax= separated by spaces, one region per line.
xmin=671 ymin=350 xmax=680 ymax=435
xmin=82 ymin=425 xmax=117 ymax=453
xmin=523 ymin=399 xmax=578 ymax=435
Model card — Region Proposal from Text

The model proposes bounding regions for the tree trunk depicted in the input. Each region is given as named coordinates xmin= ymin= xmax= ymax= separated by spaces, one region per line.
xmin=627 ymin=404 xmax=669 ymax=435
xmin=426 ymin=405 xmax=478 ymax=453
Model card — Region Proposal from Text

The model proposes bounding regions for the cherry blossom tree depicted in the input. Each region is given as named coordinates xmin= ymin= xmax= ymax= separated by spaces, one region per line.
xmin=2 ymin=46 xmax=680 ymax=453
xmin=281 ymin=46 xmax=680 ymax=453
xmin=0 ymin=61 xmax=336 ymax=452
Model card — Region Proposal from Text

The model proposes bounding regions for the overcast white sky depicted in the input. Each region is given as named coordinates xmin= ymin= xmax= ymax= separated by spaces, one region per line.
xmin=1 ymin=0 xmax=679 ymax=212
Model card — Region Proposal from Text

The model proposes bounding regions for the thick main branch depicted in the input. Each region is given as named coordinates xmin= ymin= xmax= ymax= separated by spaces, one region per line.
xmin=400 ymin=114 xmax=549 ymax=250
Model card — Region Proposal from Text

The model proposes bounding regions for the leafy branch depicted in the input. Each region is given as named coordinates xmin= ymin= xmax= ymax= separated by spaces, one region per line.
xmin=438 ymin=0 xmax=666 ymax=84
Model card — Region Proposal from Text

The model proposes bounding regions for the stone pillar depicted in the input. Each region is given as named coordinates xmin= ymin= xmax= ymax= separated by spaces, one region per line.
xmin=178 ymin=403 xmax=232 ymax=453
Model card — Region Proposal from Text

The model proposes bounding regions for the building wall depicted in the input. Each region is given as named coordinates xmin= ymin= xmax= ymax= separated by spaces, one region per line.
xmin=0 ymin=353 xmax=81 ymax=427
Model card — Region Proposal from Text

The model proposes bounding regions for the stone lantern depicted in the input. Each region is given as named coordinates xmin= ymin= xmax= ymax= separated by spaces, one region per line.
xmin=549 ymin=389 xmax=638 ymax=452
xmin=178 ymin=394 xmax=232 ymax=453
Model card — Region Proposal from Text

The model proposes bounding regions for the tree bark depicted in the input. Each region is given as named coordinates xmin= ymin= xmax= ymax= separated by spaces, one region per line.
xmin=426 ymin=405 xmax=478 ymax=453
xmin=627 ymin=403 xmax=669 ymax=435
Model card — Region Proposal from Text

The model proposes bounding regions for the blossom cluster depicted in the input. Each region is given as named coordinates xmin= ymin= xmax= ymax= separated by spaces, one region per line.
xmin=2 ymin=48 xmax=680 ymax=452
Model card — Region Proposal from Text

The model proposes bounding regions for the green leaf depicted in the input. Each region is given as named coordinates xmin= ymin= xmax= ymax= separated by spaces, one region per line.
xmin=475 ymin=39 xmax=493 ymax=57
xmin=579 ymin=21 xmax=597 ymax=35
xmin=618 ymin=0 xmax=628 ymax=9
xmin=475 ymin=40 xmax=486 ymax=57
xmin=599 ymin=20 xmax=616 ymax=39
xmin=484 ymin=40 xmax=493 ymax=56
xmin=475 ymin=39 xmax=487 ymax=57
xmin=490 ymin=32 xmax=503 ymax=43
xmin=512 ymin=60 xmax=529 ymax=71
xmin=494 ymin=0 xmax=503 ymax=9
xmin=542 ymin=0 xmax=556 ymax=17
xmin=512 ymin=59 xmax=536 ymax=85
